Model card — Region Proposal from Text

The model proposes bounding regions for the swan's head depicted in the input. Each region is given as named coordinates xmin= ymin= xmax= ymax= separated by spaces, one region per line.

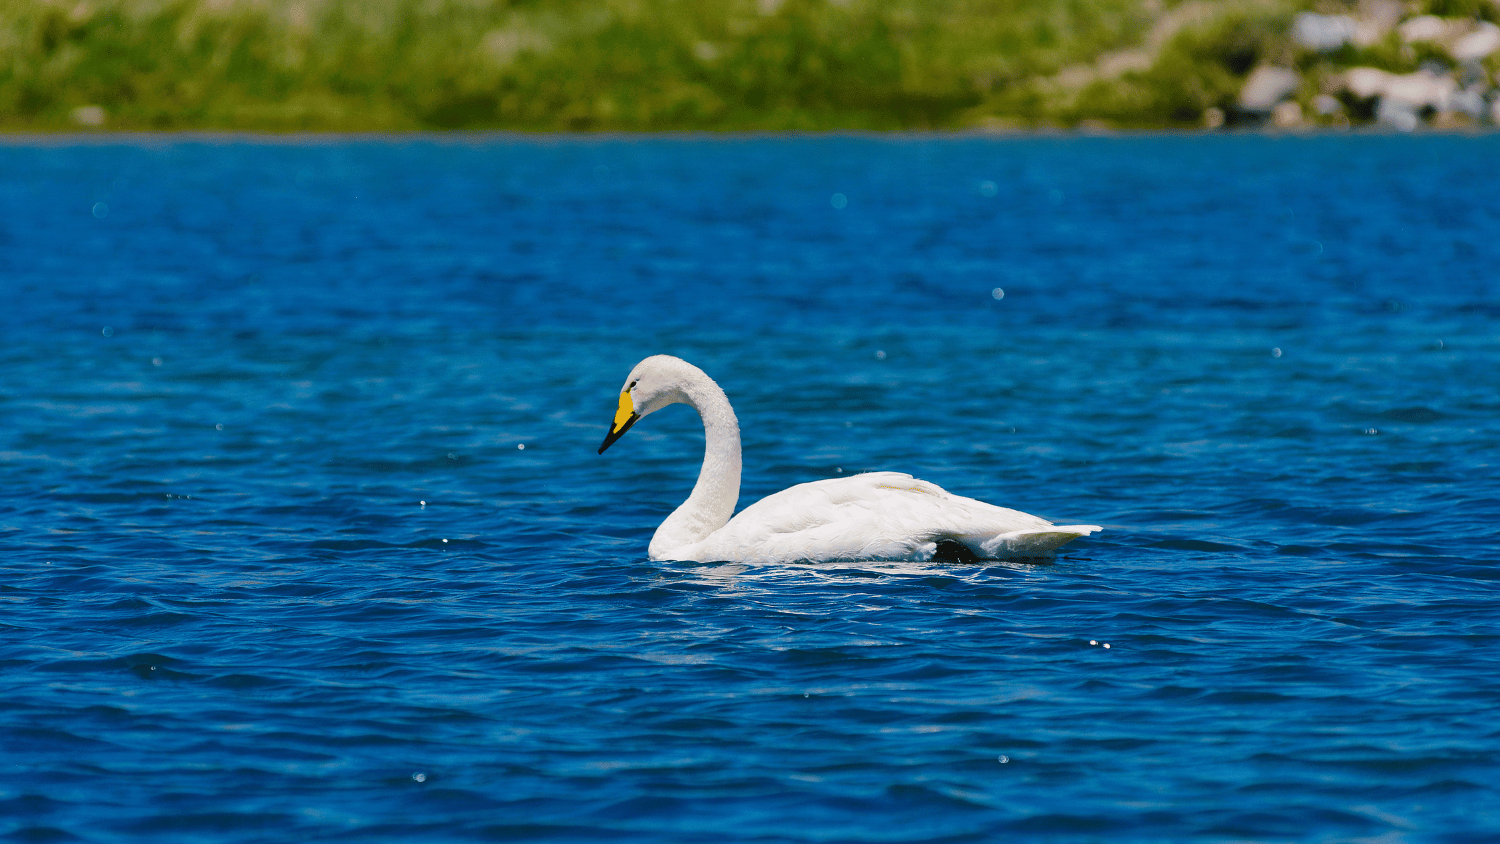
xmin=597 ymin=355 xmax=700 ymax=455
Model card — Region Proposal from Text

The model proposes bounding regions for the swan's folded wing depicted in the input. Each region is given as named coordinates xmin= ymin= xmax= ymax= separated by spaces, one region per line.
xmin=690 ymin=473 xmax=1092 ymax=563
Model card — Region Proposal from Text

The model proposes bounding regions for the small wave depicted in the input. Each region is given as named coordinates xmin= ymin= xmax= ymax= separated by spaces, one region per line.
xmin=1380 ymin=406 xmax=1445 ymax=423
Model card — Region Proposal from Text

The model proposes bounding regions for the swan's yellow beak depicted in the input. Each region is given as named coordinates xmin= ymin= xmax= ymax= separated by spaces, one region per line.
xmin=598 ymin=390 xmax=640 ymax=454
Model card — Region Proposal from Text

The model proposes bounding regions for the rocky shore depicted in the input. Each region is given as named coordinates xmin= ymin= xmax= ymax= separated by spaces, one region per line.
xmin=1223 ymin=1 xmax=1500 ymax=130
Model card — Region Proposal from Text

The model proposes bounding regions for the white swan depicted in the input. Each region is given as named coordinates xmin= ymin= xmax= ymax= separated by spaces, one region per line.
xmin=598 ymin=355 xmax=1100 ymax=564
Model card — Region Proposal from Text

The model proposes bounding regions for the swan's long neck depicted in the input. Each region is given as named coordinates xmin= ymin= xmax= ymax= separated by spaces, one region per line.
xmin=649 ymin=371 xmax=741 ymax=558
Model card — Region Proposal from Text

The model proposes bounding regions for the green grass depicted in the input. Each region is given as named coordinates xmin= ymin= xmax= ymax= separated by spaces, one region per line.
xmin=9 ymin=0 xmax=1487 ymax=132
xmin=0 ymin=0 xmax=1159 ymax=130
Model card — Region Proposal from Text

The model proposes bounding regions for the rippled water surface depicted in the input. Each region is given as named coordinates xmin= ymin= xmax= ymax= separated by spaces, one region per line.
xmin=3 ymin=134 xmax=1499 ymax=842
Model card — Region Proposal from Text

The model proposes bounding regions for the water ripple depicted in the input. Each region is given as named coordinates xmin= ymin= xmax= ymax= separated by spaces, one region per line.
xmin=2 ymin=135 xmax=1499 ymax=841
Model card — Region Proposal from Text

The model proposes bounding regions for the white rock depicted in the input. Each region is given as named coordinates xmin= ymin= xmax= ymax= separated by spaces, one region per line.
xmin=1273 ymin=100 xmax=1305 ymax=127
xmin=1352 ymin=0 xmax=1404 ymax=46
xmin=1353 ymin=20 xmax=1388 ymax=46
xmin=1398 ymin=15 xmax=1452 ymax=44
xmin=1452 ymin=21 xmax=1500 ymax=61
xmin=1239 ymin=66 xmax=1301 ymax=110
xmin=1343 ymin=67 xmax=1392 ymax=99
xmin=1096 ymin=50 xmax=1153 ymax=77
xmin=70 ymin=105 xmax=105 ymax=127
xmin=481 ymin=26 xmax=549 ymax=65
xmin=1382 ymin=69 xmax=1457 ymax=111
xmin=1294 ymin=13 xmax=1358 ymax=51
xmin=1054 ymin=64 xmax=1096 ymax=89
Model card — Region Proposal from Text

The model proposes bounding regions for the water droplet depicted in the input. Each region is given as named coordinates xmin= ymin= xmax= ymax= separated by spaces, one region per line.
xmin=835 ymin=467 xmax=842 ymax=473
xmin=215 ymin=423 xmax=223 ymax=431
xmin=419 ymin=500 xmax=426 ymax=506
xmin=830 ymin=193 xmax=848 ymax=210
xmin=875 ymin=350 xmax=886 ymax=360
xmin=412 ymin=772 xmax=426 ymax=783
xmin=991 ymin=287 xmax=1005 ymax=300
xmin=979 ymin=180 xmax=998 ymax=197
xmin=151 ymin=357 xmax=162 ymax=367
xmin=1103 ymin=643 xmax=1111 ymax=649
xmin=517 ymin=443 xmax=525 ymax=450
xmin=442 ymin=538 xmax=448 ymax=543
xmin=92 ymin=202 xmax=108 ymax=218
xmin=101 ymin=326 xmax=113 ymax=337
xmin=1363 ymin=428 xmax=1380 ymax=435
xmin=1089 ymin=640 xmax=1098 ymax=646
xmin=804 ymin=693 xmax=809 ymax=698
xmin=1433 ymin=339 xmax=1444 ymax=350
xmin=447 ymin=452 xmax=456 ymax=460
xmin=149 ymin=666 xmax=156 ymax=671
xmin=1271 ymin=347 xmax=1282 ymax=358
xmin=998 ymin=755 xmax=1009 ymax=763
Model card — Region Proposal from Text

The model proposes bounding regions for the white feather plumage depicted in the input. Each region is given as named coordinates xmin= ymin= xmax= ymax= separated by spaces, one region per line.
xmin=598 ymin=355 xmax=1099 ymax=564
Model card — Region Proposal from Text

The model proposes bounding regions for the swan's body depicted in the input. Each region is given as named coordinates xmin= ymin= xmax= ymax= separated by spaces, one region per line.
xmin=598 ymin=355 xmax=1100 ymax=564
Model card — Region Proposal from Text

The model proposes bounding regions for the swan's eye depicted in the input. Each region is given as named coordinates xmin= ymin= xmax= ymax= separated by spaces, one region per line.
xmin=627 ymin=380 xmax=637 ymax=390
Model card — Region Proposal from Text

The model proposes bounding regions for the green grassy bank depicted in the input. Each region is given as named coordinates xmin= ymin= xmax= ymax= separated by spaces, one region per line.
xmin=0 ymin=0 xmax=1490 ymax=132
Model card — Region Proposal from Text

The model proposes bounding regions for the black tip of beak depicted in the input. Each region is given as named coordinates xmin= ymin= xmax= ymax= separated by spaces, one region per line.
xmin=598 ymin=414 xmax=639 ymax=455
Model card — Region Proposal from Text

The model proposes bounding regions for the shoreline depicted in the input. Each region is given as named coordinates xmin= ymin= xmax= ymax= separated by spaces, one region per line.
xmin=3 ymin=125 xmax=1498 ymax=145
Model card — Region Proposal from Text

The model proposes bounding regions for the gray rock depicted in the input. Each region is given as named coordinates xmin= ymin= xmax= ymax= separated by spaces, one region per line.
xmin=1311 ymin=94 xmax=1344 ymax=116
xmin=1376 ymin=98 xmax=1420 ymax=131
xmin=1450 ymin=86 xmax=1489 ymax=118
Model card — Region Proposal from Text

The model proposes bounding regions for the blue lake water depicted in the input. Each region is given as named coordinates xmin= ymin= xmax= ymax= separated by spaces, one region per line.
xmin=2 ymin=133 xmax=1498 ymax=842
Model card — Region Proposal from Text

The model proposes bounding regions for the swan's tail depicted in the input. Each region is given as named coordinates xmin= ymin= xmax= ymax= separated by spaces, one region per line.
xmin=973 ymin=525 xmax=1101 ymax=561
